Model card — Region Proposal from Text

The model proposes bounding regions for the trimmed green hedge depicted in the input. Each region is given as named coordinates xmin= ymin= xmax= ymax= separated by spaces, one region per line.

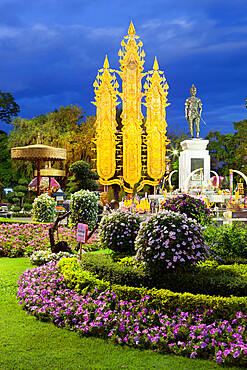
xmin=79 ymin=253 xmax=247 ymax=297
xmin=58 ymin=257 xmax=247 ymax=321
xmin=80 ymin=253 xmax=148 ymax=287
xmin=58 ymin=257 xmax=109 ymax=294
xmin=0 ymin=218 xmax=48 ymax=225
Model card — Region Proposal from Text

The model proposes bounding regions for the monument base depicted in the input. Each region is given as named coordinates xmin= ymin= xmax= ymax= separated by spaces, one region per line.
xmin=179 ymin=138 xmax=210 ymax=191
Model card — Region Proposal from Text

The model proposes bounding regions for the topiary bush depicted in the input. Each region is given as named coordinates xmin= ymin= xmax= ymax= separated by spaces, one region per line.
xmin=13 ymin=205 xmax=21 ymax=212
xmin=98 ymin=210 xmax=142 ymax=255
xmin=70 ymin=189 xmax=98 ymax=228
xmin=160 ymin=194 xmax=212 ymax=226
xmin=134 ymin=210 xmax=209 ymax=279
xmin=23 ymin=203 xmax=32 ymax=212
xmin=32 ymin=193 xmax=56 ymax=223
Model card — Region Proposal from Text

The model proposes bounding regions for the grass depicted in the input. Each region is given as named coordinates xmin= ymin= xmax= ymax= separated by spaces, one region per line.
xmin=0 ymin=258 xmax=242 ymax=370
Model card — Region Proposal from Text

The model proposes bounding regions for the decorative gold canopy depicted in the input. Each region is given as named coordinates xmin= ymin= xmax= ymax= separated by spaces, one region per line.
xmin=93 ymin=22 xmax=170 ymax=191
xmin=11 ymin=140 xmax=66 ymax=195
xmin=11 ymin=143 xmax=66 ymax=161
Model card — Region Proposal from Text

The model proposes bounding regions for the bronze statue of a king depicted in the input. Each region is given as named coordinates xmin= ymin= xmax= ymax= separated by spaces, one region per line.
xmin=185 ymin=84 xmax=202 ymax=138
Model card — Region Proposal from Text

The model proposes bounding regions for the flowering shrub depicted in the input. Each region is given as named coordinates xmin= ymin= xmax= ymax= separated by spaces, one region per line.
xmin=32 ymin=193 xmax=56 ymax=223
xmin=17 ymin=262 xmax=247 ymax=367
xmin=30 ymin=250 xmax=78 ymax=266
xmin=98 ymin=210 xmax=142 ymax=254
xmin=160 ymin=194 xmax=212 ymax=226
xmin=134 ymin=210 xmax=208 ymax=275
xmin=70 ymin=190 xmax=98 ymax=228
xmin=0 ymin=222 xmax=77 ymax=257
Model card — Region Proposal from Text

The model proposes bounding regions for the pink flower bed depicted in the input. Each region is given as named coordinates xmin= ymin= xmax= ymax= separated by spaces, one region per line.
xmin=0 ymin=223 xmax=77 ymax=257
xmin=17 ymin=262 xmax=247 ymax=367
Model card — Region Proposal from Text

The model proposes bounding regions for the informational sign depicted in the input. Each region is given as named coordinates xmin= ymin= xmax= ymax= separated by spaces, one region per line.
xmin=77 ymin=223 xmax=88 ymax=243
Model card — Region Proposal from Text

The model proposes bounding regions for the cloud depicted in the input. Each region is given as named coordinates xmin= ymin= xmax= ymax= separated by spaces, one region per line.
xmin=0 ymin=0 xmax=246 ymax=137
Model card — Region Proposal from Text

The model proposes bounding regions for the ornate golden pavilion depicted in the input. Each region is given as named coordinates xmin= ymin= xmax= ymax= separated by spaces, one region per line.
xmin=11 ymin=136 xmax=66 ymax=196
xmin=93 ymin=22 xmax=170 ymax=192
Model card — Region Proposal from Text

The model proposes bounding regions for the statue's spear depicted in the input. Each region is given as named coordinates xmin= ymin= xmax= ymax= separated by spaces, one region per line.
xmin=196 ymin=113 xmax=207 ymax=125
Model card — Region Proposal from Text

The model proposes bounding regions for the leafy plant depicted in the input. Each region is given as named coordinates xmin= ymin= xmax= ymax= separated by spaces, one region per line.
xmin=98 ymin=210 xmax=142 ymax=255
xmin=118 ymin=187 xmax=126 ymax=202
xmin=70 ymin=189 xmax=98 ymax=228
xmin=204 ymin=222 xmax=247 ymax=261
xmin=160 ymin=194 xmax=212 ymax=226
xmin=107 ymin=186 xmax=114 ymax=203
xmin=32 ymin=193 xmax=56 ymax=223
xmin=30 ymin=250 xmax=77 ymax=266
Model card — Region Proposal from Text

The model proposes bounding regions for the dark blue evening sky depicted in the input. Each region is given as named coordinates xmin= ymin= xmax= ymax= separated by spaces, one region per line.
xmin=0 ymin=0 xmax=247 ymax=137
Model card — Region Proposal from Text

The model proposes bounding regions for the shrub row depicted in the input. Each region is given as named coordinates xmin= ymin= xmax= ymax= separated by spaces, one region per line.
xmin=0 ymin=218 xmax=48 ymax=225
xmin=79 ymin=253 xmax=247 ymax=297
xmin=58 ymin=258 xmax=247 ymax=321
xmin=80 ymin=253 xmax=147 ymax=287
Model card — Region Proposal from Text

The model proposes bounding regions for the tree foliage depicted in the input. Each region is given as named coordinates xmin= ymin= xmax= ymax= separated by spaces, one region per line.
xmin=206 ymin=119 xmax=247 ymax=177
xmin=0 ymin=130 xmax=17 ymax=186
xmin=205 ymin=130 xmax=238 ymax=176
xmin=0 ymin=90 xmax=20 ymax=124
xmin=8 ymin=105 xmax=97 ymax=188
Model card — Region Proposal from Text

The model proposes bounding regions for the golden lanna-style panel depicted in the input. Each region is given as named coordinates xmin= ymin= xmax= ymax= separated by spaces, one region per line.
xmin=92 ymin=56 xmax=119 ymax=181
xmin=93 ymin=22 xmax=170 ymax=191
xmin=118 ymin=21 xmax=145 ymax=188
xmin=143 ymin=57 xmax=170 ymax=181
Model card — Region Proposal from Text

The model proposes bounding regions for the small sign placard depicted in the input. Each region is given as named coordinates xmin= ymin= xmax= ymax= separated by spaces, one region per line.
xmin=77 ymin=223 xmax=88 ymax=243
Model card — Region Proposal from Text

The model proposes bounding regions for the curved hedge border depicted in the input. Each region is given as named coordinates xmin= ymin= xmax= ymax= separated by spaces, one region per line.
xmin=58 ymin=258 xmax=247 ymax=321
xmin=0 ymin=217 xmax=49 ymax=225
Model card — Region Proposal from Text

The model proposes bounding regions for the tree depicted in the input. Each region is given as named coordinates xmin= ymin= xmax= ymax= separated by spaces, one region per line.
xmin=0 ymin=130 xmax=16 ymax=186
xmin=66 ymin=160 xmax=99 ymax=194
xmin=233 ymin=119 xmax=247 ymax=175
xmin=7 ymin=178 xmax=32 ymax=212
xmin=205 ymin=130 xmax=238 ymax=176
xmin=8 ymin=106 xmax=97 ymax=187
xmin=0 ymin=91 xmax=20 ymax=124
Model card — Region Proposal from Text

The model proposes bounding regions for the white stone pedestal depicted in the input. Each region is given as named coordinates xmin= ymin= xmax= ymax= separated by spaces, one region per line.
xmin=179 ymin=139 xmax=210 ymax=191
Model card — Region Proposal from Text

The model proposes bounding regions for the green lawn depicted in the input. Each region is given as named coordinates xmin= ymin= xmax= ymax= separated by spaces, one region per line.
xmin=0 ymin=258 xmax=242 ymax=370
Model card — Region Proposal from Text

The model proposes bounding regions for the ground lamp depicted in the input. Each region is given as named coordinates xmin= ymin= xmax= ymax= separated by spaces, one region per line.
xmin=11 ymin=140 xmax=66 ymax=196
xmin=53 ymin=188 xmax=66 ymax=204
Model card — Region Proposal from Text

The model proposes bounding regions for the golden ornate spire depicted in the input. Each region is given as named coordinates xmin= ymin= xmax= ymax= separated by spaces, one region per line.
xmin=128 ymin=21 xmax=136 ymax=36
xmin=153 ymin=56 xmax=159 ymax=71
xmin=93 ymin=23 xmax=170 ymax=189
xmin=92 ymin=56 xmax=119 ymax=181
xmin=143 ymin=57 xmax=170 ymax=180
xmin=117 ymin=22 xmax=145 ymax=188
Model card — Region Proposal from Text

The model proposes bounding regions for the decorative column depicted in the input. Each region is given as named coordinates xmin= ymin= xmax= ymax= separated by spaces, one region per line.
xmin=92 ymin=55 xmax=119 ymax=181
xmin=143 ymin=57 xmax=170 ymax=181
xmin=118 ymin=21 xmax=144 ymax=188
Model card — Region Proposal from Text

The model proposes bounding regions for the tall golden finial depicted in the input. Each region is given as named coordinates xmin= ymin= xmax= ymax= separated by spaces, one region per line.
xmin=103 ymin=55 xmax=109 ymax=69
xmin=153 ymin=57 xmax=159 ymax=71
xmin=128 ymin=21 xmax=136 ymax=36
xmin=37 ymin=133 xmax=41 ymax=144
